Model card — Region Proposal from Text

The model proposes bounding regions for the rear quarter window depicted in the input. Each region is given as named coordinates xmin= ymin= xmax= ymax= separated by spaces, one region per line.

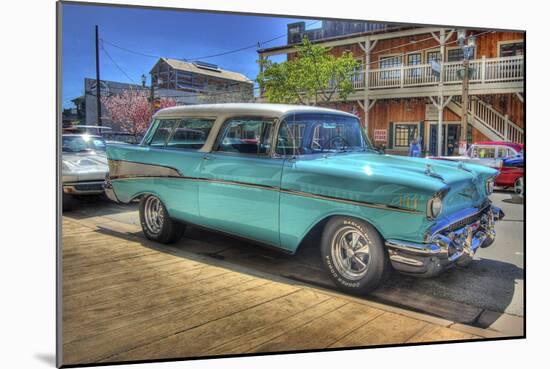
xmin=166 ymin=118 xmax=215 ymax=150
xmin=148 ymin=119 xmax=179 ymax=147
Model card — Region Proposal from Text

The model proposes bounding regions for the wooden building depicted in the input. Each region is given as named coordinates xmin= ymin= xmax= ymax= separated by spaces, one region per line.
xmin=258 ymin=22 xmax=524 ymax=155
xmin=150 ymin=58 xmax=254 ymax=101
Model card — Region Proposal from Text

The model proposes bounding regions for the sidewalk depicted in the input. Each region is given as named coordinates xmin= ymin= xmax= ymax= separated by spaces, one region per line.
xmin=61 ymin=216 xmax=505 ymax=366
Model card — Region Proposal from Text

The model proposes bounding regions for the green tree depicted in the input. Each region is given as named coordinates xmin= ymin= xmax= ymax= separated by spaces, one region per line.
xmin=257 ymin=38 xmax=359 ymax=105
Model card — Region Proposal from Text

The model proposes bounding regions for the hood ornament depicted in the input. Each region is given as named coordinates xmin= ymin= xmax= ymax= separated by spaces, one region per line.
xmin=457 ymin=161 xmax=473 ymax=173
xmin=425 ymin=164 xmax=446 ymax=183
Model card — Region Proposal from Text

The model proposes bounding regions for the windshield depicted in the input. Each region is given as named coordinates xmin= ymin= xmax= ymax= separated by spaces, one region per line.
xmin=276 ymin=113 xmax=372 ymax=156
xmin=62 ymin=135 xmax=106 ymax=153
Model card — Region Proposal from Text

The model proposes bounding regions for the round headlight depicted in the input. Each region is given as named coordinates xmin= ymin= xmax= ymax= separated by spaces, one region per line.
xmin=428 ymin=196 xmax=443 ymax=219
xmin=486 ymin=179 xmax=495 ymax=195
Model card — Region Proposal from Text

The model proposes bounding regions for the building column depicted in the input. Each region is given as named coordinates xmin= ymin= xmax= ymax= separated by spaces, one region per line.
xmin=429 ymin=28 xmax=454 ymax=157
xmin=359 ymin=37 xmax=378 ymax=135
xmin=430 ymin=95 xmax=452 ymax=156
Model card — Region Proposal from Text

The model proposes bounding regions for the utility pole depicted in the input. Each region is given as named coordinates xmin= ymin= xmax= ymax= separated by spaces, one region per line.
xmin=457 ymin=30 xmax=476 ymax=155
xmin=150 ymin=74 xmax=156 ymax=112
xmin=95 ymin=25 xmax=102 ymax=127
xmin=460 ymin=58 xmax=470 ymax=153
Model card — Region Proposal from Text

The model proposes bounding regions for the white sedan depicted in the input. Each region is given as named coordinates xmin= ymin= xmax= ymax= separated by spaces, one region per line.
xmin=427 ymin=142 xmax=522 ymax=169
xmin=62 ymin=134 xmax=109 ymax=210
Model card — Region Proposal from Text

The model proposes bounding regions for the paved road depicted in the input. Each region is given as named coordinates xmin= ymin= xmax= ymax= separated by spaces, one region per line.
xmin=64 ymin=190 xmax=524 ymax=329
xmin=63 ymin=216 xmax=493 ymax=366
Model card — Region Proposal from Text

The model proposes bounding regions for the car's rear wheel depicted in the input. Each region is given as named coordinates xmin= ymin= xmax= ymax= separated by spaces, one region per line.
xmin=139 ymin=195 xmax=185 ymax=244
xmin=514 ymin=177 xmax=524 ymax=196
xmin=320 ymin=216 xmax=388 ymax=295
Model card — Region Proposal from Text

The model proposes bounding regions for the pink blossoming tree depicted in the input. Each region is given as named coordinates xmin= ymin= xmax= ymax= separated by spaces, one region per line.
xmin=102 ymin=90 xmax=177 ymax=136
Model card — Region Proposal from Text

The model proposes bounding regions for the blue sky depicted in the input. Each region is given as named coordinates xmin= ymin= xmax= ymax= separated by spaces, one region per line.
xmin=61 ymin=3 xmax=321 ymax=107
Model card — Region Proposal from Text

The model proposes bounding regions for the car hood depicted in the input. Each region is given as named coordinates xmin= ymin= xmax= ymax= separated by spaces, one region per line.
xmin=62 ymin=151 xmax=108 ymax=173
xmin=428 ymin=155 xmax=502 ymax=169
xmin=284 ymin=152 xmax=497 ymax=215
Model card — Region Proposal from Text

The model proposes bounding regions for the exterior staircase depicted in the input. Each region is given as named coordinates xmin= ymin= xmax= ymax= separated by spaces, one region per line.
xmin=447 ymin=96 xmax=524 ymax=144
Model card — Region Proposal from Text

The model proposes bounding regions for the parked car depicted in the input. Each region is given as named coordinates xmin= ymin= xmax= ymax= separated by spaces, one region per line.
xmin=429 ymin=141 xmax=524 ymax=193
xmin=101 ymin=131 xmax=142 ymax=145
xmin=428 ymin=141 xmax=524 ymax=169
xmin=62 ymin=134 xmax=109 ymax=210
xmin=105 ymin=104 xmax=504 ymax=294
xmin=498 ymin=156 xmax=524 ymax=195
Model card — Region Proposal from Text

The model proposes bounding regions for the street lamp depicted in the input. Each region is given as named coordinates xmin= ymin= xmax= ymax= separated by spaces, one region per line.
xmin=141 ymin=74 xmax=147 ymax=87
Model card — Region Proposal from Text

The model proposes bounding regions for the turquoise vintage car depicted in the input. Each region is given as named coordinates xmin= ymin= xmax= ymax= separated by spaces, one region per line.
xmin=105 ymin=104 xmax=504 ymax=294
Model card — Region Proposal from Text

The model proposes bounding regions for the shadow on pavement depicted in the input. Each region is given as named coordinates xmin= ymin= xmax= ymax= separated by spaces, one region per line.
xmin=88 ymin=222 xmax=523 ymax=327
xmin=502 ymin=195 xmax=524 ymax=205
xmin=63 ymin=196 xmax=138 ymax=220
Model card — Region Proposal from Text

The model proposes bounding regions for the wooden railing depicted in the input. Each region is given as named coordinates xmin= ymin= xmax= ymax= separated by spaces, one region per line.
xmin=468 ymin=97 xmax=524 ymax=143
xmin=352 ymin=55 xmax=524 ymax=90
xmin=450 ymin=96 xmax=524 ymax=143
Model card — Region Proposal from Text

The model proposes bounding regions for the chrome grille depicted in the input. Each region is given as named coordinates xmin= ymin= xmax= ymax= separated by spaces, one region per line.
xmin=74 ymin=183 xmax=104 ymax=191
xmin=442 ymin=203 xmax=490 ymax=233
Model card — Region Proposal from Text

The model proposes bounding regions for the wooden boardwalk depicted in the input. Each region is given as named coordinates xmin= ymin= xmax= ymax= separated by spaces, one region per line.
xmin=61 ymin=216 xmax=490 ymax=366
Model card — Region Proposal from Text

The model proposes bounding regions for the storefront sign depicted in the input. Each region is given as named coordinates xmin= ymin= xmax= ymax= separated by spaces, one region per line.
xmin=374 ymin=129 xmax=387 ymax=142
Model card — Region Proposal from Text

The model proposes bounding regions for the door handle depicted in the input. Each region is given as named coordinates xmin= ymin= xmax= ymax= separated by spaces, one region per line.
xmin=203 ymin=155 xmax=212 ymax=160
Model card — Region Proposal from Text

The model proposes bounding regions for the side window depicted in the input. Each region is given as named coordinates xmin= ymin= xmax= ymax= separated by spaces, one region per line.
xmin=496 ymin=147 xmax=509 ymax=159
xmin=217 ymin=118 xmax=275 ymax=155
xmin=166 ymin=118 xmax=215 ymax=150
xmin=149 ymin=119 xmax=178 ymax=147
xmin=276 ymin=121 xmax=306 ymax=155
xmin=478 ymin=147 xmax=496 ymax=159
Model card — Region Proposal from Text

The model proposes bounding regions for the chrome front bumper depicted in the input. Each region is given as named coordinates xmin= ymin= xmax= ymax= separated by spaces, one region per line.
xmin=63 ymin=181 xmax=105 ymax=195
xmin=385 ymin=205 xmax=504 ymax=277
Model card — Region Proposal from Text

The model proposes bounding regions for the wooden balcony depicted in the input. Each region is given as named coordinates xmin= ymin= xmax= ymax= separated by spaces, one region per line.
xmin=347 ymin=55 xmax=524 ymax=99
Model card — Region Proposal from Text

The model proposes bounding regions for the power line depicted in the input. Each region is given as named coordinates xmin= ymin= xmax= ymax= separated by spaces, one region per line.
xmin=99 ymin=42 xmax=260 ymax=100
xmin=96 ymin=28 xmax=496 ymax=103
xmin=101 ymin=20 xmax=321 ymax=62
xmin=100 ymin=40 xmax=138 ymax=85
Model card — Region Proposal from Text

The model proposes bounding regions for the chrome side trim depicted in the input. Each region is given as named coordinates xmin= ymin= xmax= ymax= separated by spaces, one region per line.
xmin=110 ymin=175 xmax=280 ymax=192
xmin=108 ymin=159 xmax=182 ymax=180
xmin=280 ymin=188 xmax=423 ymax=214
xmin=196 ymin=177 xmax=280 ymax=191
xmin=108 ymin=159 xmax=421 ymax=214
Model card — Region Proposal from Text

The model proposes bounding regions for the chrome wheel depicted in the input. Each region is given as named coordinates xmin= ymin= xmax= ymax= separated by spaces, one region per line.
xmin=514 ymin=177 xmax=524 ymax=195
xmin=143 ymin=196 xmax=165 ymax=234
xmin=330 ymin=226 xmax=371 ymax=280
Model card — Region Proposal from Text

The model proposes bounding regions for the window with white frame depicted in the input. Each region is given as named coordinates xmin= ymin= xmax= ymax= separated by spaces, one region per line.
xmin=406 ymin=53 xmax=422 ymax=78
xmin=447 ymin=47 xmax=476 ymax=62
xmin=499 ymin=41 xmax=524 ymax=57
xmin=380 ymin=55 xmax=402 ymax=79
xmin=352 ymin=58 xmax=364 ymax=84
xmin=426 ymin=50 xmax=441 ymax=63
xmin=393 ymin=123 xmax=418 ymax=148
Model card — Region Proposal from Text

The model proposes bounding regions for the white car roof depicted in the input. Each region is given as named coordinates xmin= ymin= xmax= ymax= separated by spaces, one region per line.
xmin=153 ymin=103 xmax=358 ymax=119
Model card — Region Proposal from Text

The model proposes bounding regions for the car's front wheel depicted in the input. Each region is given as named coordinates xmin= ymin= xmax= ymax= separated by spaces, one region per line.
xmin=320 ymin=217 xmax=388 ymax=295
xmin=139 ymin=195 xmax=185 ymax=244
xmin=514 ymin=177 xmax=524 ymax=196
